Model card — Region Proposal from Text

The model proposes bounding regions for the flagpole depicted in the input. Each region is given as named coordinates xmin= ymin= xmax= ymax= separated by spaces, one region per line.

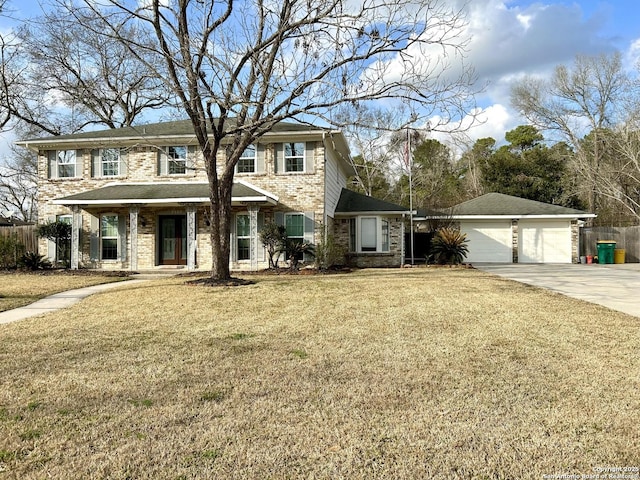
xmin=408 ymin=128 xmax=414 ymax=265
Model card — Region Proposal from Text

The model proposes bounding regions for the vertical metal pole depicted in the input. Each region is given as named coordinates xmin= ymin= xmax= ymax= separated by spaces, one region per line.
xmin=408 ymin=128 xmax=415 ymax=265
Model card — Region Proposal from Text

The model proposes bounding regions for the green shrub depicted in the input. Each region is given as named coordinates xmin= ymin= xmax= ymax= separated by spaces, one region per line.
xmin=430 ymin=227 xmax=469 ymax=265
xmin=18 ymin=251 xmax=52 ymax=271
xmin=259 ymin=222 xmax=287 ymax=269
xmin=0 ymin=233 xmax=25 ymax=269
xmin=37 ymin=221 xmax=71 ymax=267
xmin=314 ymin=229 xmax=345 ymax=270
xmin=285 ymin=239 xmax=315 ymax=270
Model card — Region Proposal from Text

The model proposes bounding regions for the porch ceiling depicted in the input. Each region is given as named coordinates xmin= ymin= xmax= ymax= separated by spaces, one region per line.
xmin=52 ymin=181 xmax=279 ymax=208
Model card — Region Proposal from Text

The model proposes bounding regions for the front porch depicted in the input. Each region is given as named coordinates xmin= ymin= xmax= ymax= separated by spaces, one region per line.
xmin=54 ymin=181 xmax=279 ymax=272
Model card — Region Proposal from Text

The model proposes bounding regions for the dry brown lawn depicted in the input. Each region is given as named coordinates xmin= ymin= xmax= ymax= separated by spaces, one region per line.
xmin=0 ymin=268 xmax=638 ymax=479
xmin=0 ymin=272 xmax=127 ymax=312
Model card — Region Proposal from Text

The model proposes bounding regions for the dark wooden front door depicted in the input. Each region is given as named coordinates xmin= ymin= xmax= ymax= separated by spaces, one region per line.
xmin=159 ymin=215 xmax=187 ymax=265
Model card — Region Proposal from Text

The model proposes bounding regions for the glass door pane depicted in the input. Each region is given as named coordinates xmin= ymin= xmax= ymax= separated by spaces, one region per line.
xmin=162 ymin=218 xmax=176 ymax=260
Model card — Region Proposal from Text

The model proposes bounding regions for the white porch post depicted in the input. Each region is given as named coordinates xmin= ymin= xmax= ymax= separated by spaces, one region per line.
xmin=248 ymin=204 xmax=260 ymax=271
xmin=129 ymin=206 xmax=140 ymax=272
xmin=186 ymin=205 xmax=197 ymax=271
xmin=70 ymin=205 xmax=82 ymax=270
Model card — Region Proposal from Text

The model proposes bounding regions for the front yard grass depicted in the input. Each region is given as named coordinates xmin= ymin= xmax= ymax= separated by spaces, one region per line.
xmin=0 ymin=268 xmax=638 ymax=478
xmin=0 ymin=272 xmax=127 ymax=312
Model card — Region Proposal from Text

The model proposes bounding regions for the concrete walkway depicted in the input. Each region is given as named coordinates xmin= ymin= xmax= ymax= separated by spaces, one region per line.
xmin=475 ymin=263 xmax=640 ymax=318
xmin=0 ymin=278 xmax=152 ymax=325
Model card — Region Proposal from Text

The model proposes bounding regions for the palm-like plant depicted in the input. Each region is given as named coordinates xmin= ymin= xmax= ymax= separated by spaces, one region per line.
xmin=430 ymin=227 xmax=469 ymax=265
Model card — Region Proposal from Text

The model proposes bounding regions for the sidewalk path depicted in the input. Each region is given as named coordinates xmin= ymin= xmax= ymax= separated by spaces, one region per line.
xmin=0 ymin=279 xmax=148 ymax=325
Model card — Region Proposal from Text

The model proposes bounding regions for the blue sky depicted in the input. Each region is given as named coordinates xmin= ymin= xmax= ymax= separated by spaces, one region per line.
xmin=446 ymin=0 xmax=640 ymax=143
xmin=1 ymin=0 xmax=639 ymax=152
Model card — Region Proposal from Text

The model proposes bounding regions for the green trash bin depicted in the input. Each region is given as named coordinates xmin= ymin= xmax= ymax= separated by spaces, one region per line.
xmin=596 ymin=240 xmax=616 ymax=264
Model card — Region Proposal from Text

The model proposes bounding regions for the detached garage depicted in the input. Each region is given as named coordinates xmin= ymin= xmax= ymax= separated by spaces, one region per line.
xmin=420 ymin=193 xmax=595 ymax=264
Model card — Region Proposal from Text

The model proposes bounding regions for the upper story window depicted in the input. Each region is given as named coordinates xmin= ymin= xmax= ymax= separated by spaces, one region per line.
xmin=237 ymin=145 xmax=256 ymax=173
xmin=101 ymin=148 xmax=120 ymax=176
xmin=159 ymin=146 xmax=190 ymax=175
xmin=91 ymin=148 xmax=127 ymax=178
xmin=47 ymin=150 xmax=78 ymax=179
xmin=275 ymin=141 xmax=313 ymax=174
xmin=284 ymin=142 xmax=305 ymax=172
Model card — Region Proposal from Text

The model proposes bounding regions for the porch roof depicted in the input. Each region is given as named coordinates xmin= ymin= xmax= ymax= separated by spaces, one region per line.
xmin=52 ymin=180 xmax=279 ymax=208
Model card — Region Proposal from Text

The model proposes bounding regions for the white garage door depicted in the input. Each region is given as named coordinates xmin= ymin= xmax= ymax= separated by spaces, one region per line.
xmin=518 ymin=220 xmax=572 ymax=263
xmin=460 ymin=221 xmax=512 ymax=263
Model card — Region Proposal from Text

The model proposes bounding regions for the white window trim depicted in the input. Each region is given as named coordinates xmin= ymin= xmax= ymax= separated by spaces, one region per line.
xmin=355 ymin=216 xmax=391 ymax=253
xmin=100 ymin=213 xmax=119 ymax=261
xmin=101 ymin=148 xmax=121 ymax=177
xmin=284 ymin=212 xmax=305 ymax=243
xmin=236 ymin=145 xmax=257 ymax=174
xmin=160 ymin=146 xmax=188 ymax=175
xmin=236 ymin=213 xmax=251 ymax=262
xmin=284 ymin=142 xmax=305 ymax=173
xmin=53 ymin=150 xmax=78 ymax=178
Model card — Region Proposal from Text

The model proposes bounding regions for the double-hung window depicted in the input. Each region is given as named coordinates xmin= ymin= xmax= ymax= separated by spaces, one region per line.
xmin=91 ymin=148 xmax=126 ymax=178
xmin=237 ymin=145 xmax=256 ymax=173
xmin=284 ymin=142 xmax=305 ymax=172
xmin=167 ymin=146 xmax=187 ymax=175
xmin=236 ymin=214 xmax=251 ymax=261
xmin=285 ymin=213 xmax=305 ymax=261
xmin=48 ymin=150 xmax=77 ymax=178
xmin=158 ymin=146 xmax=188 ymax=175
xmin=101 ymin=148 xmax=121 ymax=177
xmin=101 ymin=215 xmax=119 ymax=260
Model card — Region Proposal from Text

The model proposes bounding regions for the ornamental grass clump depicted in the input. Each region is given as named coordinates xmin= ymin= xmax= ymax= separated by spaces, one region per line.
xmin=430 ymin=227 xmax=469 ymax=265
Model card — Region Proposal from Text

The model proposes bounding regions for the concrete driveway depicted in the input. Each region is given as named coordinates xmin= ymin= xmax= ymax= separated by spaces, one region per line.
xmin=475 ymin=263 xmax=640 ymax=318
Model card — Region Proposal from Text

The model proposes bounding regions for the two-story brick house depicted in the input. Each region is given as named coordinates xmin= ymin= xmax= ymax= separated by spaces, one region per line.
xmin=18 ymin=120 xmax=409 ymax=271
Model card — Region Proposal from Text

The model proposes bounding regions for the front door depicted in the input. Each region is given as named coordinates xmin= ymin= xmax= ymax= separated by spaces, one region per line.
xmin=159 ymin=215 xmax=187 ymax=265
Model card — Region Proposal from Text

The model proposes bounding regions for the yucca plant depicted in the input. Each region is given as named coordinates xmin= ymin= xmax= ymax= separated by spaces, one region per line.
xmin=18 ymin=251 xmax=52 ymax=271
xmin=430 ymin=227 xmax=469 ymax=265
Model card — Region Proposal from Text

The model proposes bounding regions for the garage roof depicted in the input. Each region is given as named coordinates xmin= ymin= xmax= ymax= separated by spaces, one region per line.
xmin=417 ymin=193 xmax=596 ymax=220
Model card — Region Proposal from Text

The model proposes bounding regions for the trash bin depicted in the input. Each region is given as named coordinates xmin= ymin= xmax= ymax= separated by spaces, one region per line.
xmin=614 ymin=248 xmax=626 ymax=264
xmin=596 ymin=240 xmax=616 ymax=264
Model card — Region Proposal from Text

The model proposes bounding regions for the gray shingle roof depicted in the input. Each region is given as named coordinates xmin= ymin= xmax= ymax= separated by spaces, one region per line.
xmin=53 ymin=182 xmax=276 ymax=205
xmin=335 ymin=189 xmax=409 ymax=214
xmin=451 ymin=193 xmax=592 ymax=216
xmin=20 ymin=119 xmax=326 ymax=144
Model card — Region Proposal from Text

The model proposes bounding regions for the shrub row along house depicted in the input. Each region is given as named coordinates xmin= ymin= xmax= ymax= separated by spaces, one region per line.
xmin=17 ymin=120 xmax=410 ymax=271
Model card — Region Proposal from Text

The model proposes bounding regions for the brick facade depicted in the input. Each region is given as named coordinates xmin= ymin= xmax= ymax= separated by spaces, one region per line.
xmin=30 ymin=124 xmax=407 ymax=271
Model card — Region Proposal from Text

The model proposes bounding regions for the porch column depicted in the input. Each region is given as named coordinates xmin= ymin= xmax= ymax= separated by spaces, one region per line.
xmin=248 ymin=205 xmax=260 ymax=271
xmin=186 ymin=205 xmax=197 ymax=271
xmin=129 ymin=206 xmax=140 ymax=272
xmin=70 ymin=205 xmax=82 ymax=270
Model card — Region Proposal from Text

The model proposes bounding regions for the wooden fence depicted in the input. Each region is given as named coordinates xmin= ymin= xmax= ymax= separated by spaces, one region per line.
xmin=580 ymin=226 xmax=640 ymax=263
xmin=0 ymin=225 xmax=38 ymax=253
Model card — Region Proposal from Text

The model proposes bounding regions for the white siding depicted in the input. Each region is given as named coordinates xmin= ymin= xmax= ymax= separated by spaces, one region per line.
xmin=324 ymin=143 xmax=347 ymax=217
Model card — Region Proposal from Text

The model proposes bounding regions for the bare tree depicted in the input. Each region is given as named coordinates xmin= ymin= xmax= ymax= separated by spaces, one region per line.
xmin=0 ymin=151 xmax=37 ymax=222
xmin=0 ymin=7 xmax=169 ymax=136
xmin=60 ymin=0 xmax=478 ymax=281
xmin=0 ymin=122 xmax=40 ymax=221
xmin=337 ymin=105 xmax=408 ymax=198
xmin=511 ymin=52 xmax=629 ymax=214
xmin=599 ymin=119 xmax=640 ymax=223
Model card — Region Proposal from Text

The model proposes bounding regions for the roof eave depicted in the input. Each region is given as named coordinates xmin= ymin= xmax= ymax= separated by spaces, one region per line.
xmin=335 ymin=210 xmax=412 ymax=216
xmin=415 ymin=213 xmax=597 ymax=220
